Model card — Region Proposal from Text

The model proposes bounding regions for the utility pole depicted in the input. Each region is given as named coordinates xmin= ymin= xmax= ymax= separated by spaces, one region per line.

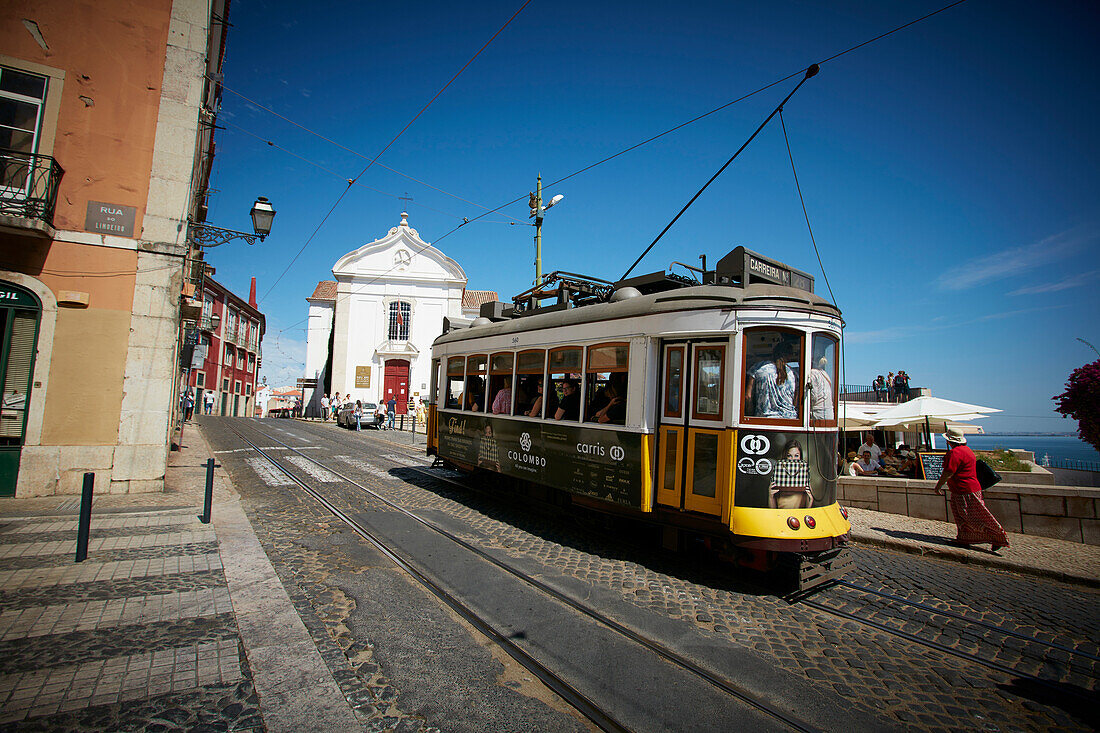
xmin=529 ymin=174 xmax=543 ymax=286
xmin=528 ymin=174 xmax=563 ymax=287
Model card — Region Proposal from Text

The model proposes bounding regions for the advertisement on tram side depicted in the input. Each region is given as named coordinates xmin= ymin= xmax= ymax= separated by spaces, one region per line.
xmin=733 ymin=430 xmax=838 ymax=509
xmin=437 ymin=413 xmax=644 ymax=508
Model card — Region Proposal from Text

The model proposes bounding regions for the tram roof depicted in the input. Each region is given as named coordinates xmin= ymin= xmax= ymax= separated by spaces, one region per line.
xmin=435 ymin=282 xmax=842 ymax=345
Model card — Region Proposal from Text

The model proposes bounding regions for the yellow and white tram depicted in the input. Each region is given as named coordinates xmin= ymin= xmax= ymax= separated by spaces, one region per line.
xmin=427 ymin=247 xmax=851 ymax=587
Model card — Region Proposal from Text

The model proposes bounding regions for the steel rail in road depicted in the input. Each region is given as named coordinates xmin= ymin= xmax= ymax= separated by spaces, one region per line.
xmin=332 ymin=423 xmax=1100 ymax=701
xmin=232 ymin=420 xmax=823 ymax=733
xmin=223 ymin=422 xmax=632 ymax=733
xmin=797 ymin=597 xmax=1097 ymax=702
xmin=834 ymin=579 xmax=1100 ymax=665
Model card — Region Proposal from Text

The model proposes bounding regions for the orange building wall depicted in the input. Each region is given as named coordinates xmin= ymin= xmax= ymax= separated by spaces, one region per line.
xmin=0 ymin=0 xmax=174 ymax=236
xmin=0 ymin=237 xmax=138 ymax=444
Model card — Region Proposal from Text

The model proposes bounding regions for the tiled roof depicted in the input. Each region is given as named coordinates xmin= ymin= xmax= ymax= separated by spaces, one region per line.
xmin=309 ymin=281 xmax=337 ymax=301
xmin=462 ymin=289 xmax=499 ymax=309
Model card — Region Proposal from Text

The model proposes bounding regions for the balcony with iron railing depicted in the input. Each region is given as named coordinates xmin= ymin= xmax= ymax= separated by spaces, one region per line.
xmin=0 ymin=149 xmax=64 ymax=235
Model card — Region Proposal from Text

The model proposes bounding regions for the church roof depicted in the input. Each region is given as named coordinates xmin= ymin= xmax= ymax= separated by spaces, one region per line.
xmin=462 ymin=289 xmax=499 ymax=309
xmin=309 ymin=281 xmax=337 ymax=301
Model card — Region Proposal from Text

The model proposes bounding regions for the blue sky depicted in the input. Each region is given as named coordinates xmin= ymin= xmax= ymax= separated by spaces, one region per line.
xmin=204 ymin=0 xmax=1099 ymax=434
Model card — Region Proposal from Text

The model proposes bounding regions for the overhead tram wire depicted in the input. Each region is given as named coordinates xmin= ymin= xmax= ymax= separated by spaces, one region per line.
xmin=430 ymin=0 xmax=971 ymax=249
xmin=258 ymin=0 xmax=533 ymax=304
xmin=222 ymin=120 xmax=478 ymax=222
xmin=215 ymin=82 xmax=526 ymax=227
xmin=265 ymin=0 xmax=971 ymax=335
xmin=620 ymin=65 xmax=820 ymax=282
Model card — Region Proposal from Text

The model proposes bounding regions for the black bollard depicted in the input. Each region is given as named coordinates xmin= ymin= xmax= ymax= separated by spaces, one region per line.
xmin=199 ymin=458 xmax=214 ymax=523
xmin=400 ymin=414 xmax=405 ymax=431
xmin=75 ymin=472 xmax=94 ymax=563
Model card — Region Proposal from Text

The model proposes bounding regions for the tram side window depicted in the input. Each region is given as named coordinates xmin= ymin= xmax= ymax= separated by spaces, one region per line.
xmin=585 ymin=343 xmax=628 ymax=425
xmin=513 ymin=350 xmax=545 ymax=417
xmin=488 ymin=352 xmax=514 ymax=414
xmin=465 ymin=354 xmax=487 ymax=411
xmin=693 ymin=345 xmax=725 ymax=420
xmin=548 ymin=347 xmax=582 ymax=421
xmin=743 ymin=329 xmax=804 ymax=421
xmin=809 ymin=333 xmax=838 ymax=424
xmin=445 ymin=357 xmax=464 ymax=409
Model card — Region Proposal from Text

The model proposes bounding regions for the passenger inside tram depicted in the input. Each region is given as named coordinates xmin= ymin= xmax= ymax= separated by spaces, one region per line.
xmin=490 ymin=375 xmax=512 ymax=414
xmin=745 ymin=337 xmax=800 ymax=419
xmin=553 ymin=378 xmax=580 ymax=421
xmin=586 ymin=372 xmax=627 ymax=425
xmin=513 ymin=375 xmax=541 ymax=416
xmin=464 ymin=376 xmax=484 ymax=412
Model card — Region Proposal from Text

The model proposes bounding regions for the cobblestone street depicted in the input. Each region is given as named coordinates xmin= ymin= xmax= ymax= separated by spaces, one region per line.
xmin=211 ymin=418 xmax=1097 ymax=732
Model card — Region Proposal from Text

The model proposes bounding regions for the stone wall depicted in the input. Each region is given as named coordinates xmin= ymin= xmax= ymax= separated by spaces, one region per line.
xmin=838 ymin=476 xmax=1100 ymax=546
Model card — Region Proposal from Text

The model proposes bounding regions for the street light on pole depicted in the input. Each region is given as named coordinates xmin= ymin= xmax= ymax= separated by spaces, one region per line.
xmin=528 ymin=175 xmax=563 ymax=285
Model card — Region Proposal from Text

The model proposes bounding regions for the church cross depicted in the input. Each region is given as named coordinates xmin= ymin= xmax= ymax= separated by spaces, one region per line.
xmin=399 ymin=192 xmax=413 ymax=210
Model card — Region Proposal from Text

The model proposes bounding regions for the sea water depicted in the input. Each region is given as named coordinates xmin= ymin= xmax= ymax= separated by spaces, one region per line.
xmin=965 ymin=435 xmax=1100 ymax=465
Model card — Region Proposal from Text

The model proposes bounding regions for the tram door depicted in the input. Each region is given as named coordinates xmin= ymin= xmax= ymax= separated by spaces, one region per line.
xmin=656 ymin=341 xmax=729 ymax=516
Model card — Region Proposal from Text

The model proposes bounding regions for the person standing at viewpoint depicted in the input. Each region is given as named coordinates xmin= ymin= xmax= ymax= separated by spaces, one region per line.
xmin=933 ymin=428 xmax=1009 ymax=551
xmin=386 ymin=396 xmax=397 ymax=429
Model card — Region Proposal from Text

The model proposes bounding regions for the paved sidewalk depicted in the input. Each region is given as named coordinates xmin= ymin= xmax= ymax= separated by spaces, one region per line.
xmin=848 ymin=507 xmax=1100 ymax=587
xmin=0 ymin=423 xmax=362 ymax=731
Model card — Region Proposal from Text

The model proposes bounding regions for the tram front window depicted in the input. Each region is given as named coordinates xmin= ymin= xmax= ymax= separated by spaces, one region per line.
xmin=743 ymin=329 xmax=803 ymax=421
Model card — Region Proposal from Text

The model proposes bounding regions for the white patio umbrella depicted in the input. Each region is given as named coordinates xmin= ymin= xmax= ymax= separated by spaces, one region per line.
xmin=872 ymin=396 xmax=1000 ymax=446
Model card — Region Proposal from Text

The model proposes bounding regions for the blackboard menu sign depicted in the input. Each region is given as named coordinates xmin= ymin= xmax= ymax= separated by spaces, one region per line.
xmin=918 ymin=451 xmax=947 ymax=480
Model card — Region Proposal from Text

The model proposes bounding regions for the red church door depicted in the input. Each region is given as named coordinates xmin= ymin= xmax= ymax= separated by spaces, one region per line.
xmin=383 ymin=359 xmax=410 ymax=414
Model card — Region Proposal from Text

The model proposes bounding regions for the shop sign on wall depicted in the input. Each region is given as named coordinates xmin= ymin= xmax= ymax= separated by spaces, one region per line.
xmin=85 ymin=201 xmax=137 ymax=237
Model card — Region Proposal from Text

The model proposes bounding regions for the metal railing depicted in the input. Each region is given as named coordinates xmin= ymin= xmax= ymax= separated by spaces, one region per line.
xmin=1040 ymin=455 xmax=1100 ymax=472
xmin=0 ymin=149 xmax=64 ymax=227
xmin=841 ymin=383 xmax=922 ymax=403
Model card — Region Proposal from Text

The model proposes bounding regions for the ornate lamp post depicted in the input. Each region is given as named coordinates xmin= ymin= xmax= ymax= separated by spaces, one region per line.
xmin=187 ymin=196 xmax=276 ymax=247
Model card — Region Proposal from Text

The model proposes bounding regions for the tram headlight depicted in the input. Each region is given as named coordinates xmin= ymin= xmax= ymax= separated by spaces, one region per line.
xmin=804 ymin=516 xmax=816 ymax=529
xmin=787 ymin=516 xmax=800 ymax=530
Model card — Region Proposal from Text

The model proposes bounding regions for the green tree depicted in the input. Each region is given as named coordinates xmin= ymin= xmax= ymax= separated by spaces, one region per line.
xmin=1053 ymin=358 xmax=1100 ymax=453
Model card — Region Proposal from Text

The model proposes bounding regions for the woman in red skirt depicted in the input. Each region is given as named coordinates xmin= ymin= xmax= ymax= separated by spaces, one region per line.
xmin=933 ymin=428 xmax=1009 ymax=551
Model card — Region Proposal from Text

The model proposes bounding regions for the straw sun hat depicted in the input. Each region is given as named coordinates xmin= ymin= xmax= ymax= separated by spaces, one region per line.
xmin=943 ymin=427 xmax=967 ymax=445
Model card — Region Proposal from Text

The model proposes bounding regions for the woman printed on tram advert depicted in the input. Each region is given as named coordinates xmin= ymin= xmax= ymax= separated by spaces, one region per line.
xmin=933 ymin=428 xmax=1009 ymax=551
xmin=769 ymin=439 xmax=813 ymax=509
xmin=746 ymin=340 xmax=799 ymax=419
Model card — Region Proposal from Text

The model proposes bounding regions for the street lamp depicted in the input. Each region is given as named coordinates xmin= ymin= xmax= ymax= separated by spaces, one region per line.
xmin=528 ymin=175 xmax=563 ymax=285
xmin=188 ymin=196 xmax=277 ymax=248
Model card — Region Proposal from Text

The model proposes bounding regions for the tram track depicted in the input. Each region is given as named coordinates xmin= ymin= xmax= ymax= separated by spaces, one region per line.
xmin=288 ymin=420 xmax=1100 ymax=693
xmin=833 ymin=579 xmax=1100 ymax=666
xmin=225 ymin=420 xmax=824 ymax=733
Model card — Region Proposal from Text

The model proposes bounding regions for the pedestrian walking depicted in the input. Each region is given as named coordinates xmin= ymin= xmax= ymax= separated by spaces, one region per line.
xmin=204 ymin=389 xmax=215 ymax=415
xmin=183 ymin=389 xmax=195 ymax=421
xmin=320 ymin=393 xmax=330 ymax=422
xmin=933 ymin=428 xmax=1009 ymax=551
xmin=331 ymin=392 xmax=341 ymax=421
xmin=414 ymin=400 xmax=425 ymax=429
xmin=354 ymin=400 xmax=363 ymax=431
xmin=386 ymin=396 xmax=396 ymax=430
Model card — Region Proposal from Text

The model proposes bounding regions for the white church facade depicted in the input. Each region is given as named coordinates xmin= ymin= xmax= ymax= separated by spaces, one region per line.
xmin=304 ymin=213 xmax=496 ymax=414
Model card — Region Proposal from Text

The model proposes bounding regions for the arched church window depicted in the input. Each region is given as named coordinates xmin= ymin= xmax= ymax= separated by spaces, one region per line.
xmin=388 ymin=301 xmax=410 ymax=341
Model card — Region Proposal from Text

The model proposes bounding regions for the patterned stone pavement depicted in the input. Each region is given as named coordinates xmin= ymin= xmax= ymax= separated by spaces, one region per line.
xmin=0 ymin=506 xmax=261 ymax=730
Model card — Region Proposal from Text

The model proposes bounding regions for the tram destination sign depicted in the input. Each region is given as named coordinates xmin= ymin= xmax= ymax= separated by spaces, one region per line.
xmin=717 ymin=246 xmax=815 ymax=293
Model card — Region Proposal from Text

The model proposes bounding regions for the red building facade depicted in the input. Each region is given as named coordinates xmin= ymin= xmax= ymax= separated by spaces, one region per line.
xmin=188 ymin=277 xmax=264 ymax=417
